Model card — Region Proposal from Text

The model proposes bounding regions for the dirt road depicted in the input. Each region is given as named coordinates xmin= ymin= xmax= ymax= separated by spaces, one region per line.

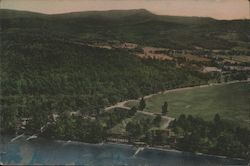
xmin=105 ymin=80 xmax=249 ymax=112
xmin=104 ymin=80 xmax=249 ymax=128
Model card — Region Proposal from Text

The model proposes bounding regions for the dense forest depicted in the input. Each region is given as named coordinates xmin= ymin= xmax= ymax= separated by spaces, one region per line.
xmin=169 ymin=114 xmax=250 ymax=159
xmin=1 ymin=24 xmax=210 ymax=134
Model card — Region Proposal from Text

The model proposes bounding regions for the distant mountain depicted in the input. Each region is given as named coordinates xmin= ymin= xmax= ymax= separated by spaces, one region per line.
xmin=0 ymin=9 xmax=154 ymax=19
xmin=0 ymin=8 xmax=213 ymax=22
xmin=1 ymin=9 xmax=249 ymax=49
xmin=52 ymin=9 xmax=154 ymax=19
xmin=0 ymin=9 xmax=45 ymax=18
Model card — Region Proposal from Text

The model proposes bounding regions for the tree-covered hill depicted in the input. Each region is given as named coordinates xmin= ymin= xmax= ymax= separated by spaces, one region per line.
xmin=1 ymin=9 xmax=249 ymax=49
xmin=1 ymin=29 xmax=208 ymax=118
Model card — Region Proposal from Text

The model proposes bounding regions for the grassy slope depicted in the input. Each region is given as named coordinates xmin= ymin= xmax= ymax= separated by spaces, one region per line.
xmin=127 ymin=82 xmax=250 ymax=128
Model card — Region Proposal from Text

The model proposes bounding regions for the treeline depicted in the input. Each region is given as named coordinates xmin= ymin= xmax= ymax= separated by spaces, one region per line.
xmin=41 ymin=116 xmax=106 ymax=143
xmin=40 ymin=108 xmax=136 ymax=143
xmin=170 ymin=114 xmax=250 ymax=160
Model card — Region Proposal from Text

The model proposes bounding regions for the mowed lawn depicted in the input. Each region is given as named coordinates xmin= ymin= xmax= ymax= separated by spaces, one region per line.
xmin=126 ymin=82 xmax=250 ymax=128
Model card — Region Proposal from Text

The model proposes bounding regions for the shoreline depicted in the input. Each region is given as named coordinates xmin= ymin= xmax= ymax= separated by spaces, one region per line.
xmin=50 ymin=138 xmax=250 ymax=162
xmin=135 ymin=146 xmax=247 ymax=161
xmin=3 ymin=80 xmax=249 ymax=163
xmin=3 ymin=134 xmax=248 ymax=162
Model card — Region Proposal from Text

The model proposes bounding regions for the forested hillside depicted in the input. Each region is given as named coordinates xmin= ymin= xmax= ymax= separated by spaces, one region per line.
xmin=0 ymin=9 xmax=249 ymax=134
xmin=1 ymin=29 xmax=208 ymax=119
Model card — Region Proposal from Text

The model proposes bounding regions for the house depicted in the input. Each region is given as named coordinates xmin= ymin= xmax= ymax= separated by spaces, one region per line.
xmin=21 ymin=118 xmax=32 ymax=126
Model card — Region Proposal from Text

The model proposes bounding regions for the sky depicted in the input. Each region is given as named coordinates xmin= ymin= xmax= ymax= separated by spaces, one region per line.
xmin=1 ymin=0 xmax=249 ymax=20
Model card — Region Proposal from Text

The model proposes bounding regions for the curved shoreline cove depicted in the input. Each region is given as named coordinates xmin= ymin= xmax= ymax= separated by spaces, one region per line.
xmin=0 ymin=136 xmax=247 ymax=166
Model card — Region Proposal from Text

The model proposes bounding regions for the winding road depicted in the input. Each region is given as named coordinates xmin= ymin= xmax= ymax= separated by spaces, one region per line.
xmin=104 ymin=79 xmax=250 ymax=128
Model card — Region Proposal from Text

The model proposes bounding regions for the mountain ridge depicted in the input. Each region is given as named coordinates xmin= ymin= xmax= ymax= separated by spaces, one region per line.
xmin=1 ymin=8 xmax=249 ymax=50
xmin=0 ymin=8 xmax=216 ymax=20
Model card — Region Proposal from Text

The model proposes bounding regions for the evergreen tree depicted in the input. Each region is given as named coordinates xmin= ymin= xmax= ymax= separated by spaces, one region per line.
xmin=214 ymin=114 xmax=221 ymax=124
xmin=153 ymin=115 xmax=162 ymax=127
xmin=139 ymin=97 xmax=146 ymax=111
xmin=162 ymin=101 xmax=168 ymax=115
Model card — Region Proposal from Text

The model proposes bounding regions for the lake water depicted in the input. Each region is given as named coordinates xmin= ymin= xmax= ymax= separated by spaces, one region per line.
xmin=0 ymin=136 xmax=247 ymax=166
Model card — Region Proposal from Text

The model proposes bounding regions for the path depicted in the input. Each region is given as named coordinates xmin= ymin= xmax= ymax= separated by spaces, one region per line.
xmin=136 ymin=111 xmax=175 ymax=128
xmin=104 ymin=100 xmax=131 ymax=111
xmin=104 ymin=80 xmax=249 ymax=128
xmin=10 ymin=134 xmax=24 ymax=142
xmin=105 ymin=80 xmax=249 ymax=111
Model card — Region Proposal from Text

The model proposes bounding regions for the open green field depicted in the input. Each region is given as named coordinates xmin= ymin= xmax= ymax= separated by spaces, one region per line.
xmin=126 ymin=82 xmax=250 ymax=128
xmin=109 ymin=112 xmax=154 ymax=135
